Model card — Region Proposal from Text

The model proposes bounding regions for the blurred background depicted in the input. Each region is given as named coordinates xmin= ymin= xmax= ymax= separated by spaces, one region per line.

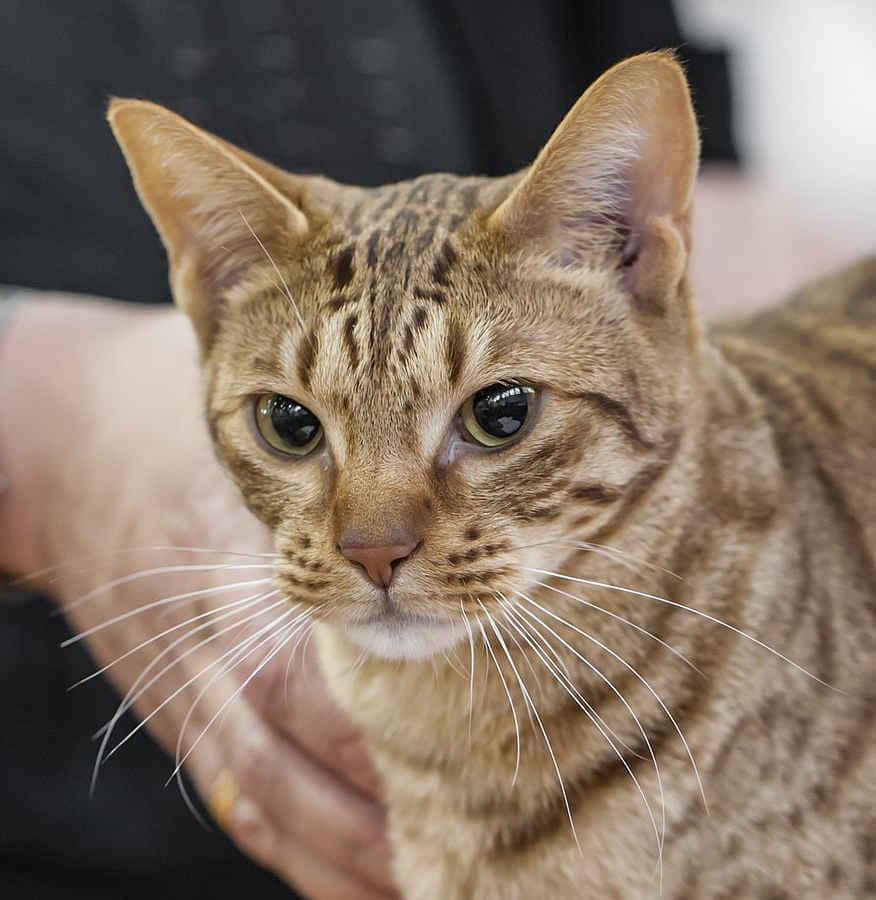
xmin=2 ymin=0 xmax=872 ymax=317
xmin=1 ymin=2 xmax=874 ymax=899
xmin=678 ymin=0 xmax=876 ymax=315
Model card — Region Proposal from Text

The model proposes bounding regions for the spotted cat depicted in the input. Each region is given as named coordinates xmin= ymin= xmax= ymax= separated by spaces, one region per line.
xmin=110 ymin=52 xmax=876 ymax=898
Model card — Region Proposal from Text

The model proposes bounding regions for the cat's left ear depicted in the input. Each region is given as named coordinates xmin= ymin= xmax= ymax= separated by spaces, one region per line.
xmin=109 ymin=99 xmax=312 ymax=348
xmin=488 ymin=51 xmax=699 ymax=312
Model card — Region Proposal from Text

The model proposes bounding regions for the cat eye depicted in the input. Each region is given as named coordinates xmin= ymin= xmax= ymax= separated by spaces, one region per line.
xmin=460 ymin=384 xmax=536 ymax=448
xmin=254 ymin=394 xmax=323 ymax=456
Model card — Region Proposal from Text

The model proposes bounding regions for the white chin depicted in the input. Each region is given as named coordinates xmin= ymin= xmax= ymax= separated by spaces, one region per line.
xmin=345 ymin=619 xmax=467 ymax=661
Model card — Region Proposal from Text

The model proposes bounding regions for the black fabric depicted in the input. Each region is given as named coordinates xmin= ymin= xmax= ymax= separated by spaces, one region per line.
xmin=0 ymin=2 xmax=737 ymax=897
xmin=0 ymin=591 xmax=295 ymax=899
xmin=0 ymin=0 xmax=737 ymax=304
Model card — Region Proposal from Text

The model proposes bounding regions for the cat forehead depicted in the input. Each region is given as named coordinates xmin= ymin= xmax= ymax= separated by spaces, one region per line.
xmin=333 ymin=172 xmax=500 ymax=242
xmin=285 ymin=175 xmax=512 ymax=403
xmin=218 ymin=169 xmax=612 ymax=433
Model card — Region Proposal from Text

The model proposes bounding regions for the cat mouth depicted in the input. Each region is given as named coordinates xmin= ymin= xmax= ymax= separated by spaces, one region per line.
xmin=344 ymin=597 xmax=465 ymax=660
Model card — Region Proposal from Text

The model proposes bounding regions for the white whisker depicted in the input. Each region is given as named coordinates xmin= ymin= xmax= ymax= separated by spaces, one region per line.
xmin=512 ymin=538 xmax=681 ymax=581
xmin=70 ymin=590 xmax=276 ymax=690
xmin=500 ymin=595 xmax=645 ymax=762
xmin=531 ymin=579 xmax=702 ymax=675
xmin=169 ymin=608 xmax=310 ymax=782
xmin=525 ymin=566 xmax=834 ymax=689
xmin=62 ymin=577 xmax=274 ymax=647
xmin=239 ymin=210 xmax=308 ymax=334
xmin=92 ymin=595 xmax=287 ymax=789
xmin=172 ymin=607 xmax=309 ymax=827
xmin=92 ymin=592 xmax=282 ymax=742
xmin=477 ymin=608 xmax=521 ymax=786
xmin=58 ymin=563 xmax=276 ymax=614
xmin=503 ymin=594 xmax=664 ymax=864
xmin=104 ymin=604 xmax=298 ymax=771
xmin=459 ymin=599 xmax=477 ymax=740
xmin=441 ymin=645 xmax=468 ymax=680
xmin=172 ymin=609 xmax=310 ymax=825
xmin=518 ymin=588 xmax=708 ymax=815
xmin=15 ymin=544 xmax=279 ymax=592
xmin=173 ymin=606 xmax=312 ymax=768
xmin=283 ymin=621 xmax=314 ymax=703
xmin=479 ymin=600 xmax=582 ymax=855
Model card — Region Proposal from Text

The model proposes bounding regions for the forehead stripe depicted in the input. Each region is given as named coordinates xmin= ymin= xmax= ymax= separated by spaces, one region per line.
xmin=445 ymin=318 xmax=467 ymax=388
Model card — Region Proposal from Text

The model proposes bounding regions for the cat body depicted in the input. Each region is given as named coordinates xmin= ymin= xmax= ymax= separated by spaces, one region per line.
xmin=319 ymin=256 xmax=876 ymax=899
xmin=110 ymin=53 xmax=876 ymax=898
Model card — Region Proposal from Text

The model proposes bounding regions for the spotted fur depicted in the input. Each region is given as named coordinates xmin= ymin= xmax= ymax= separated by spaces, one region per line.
xmin=111 ymin=52 xmax=876 ymax=899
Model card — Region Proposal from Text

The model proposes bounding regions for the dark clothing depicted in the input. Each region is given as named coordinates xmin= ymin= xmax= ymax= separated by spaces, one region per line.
xmin=1 ymin=0 xmax=735 ymax=305
xmin=0 ymin=2 xmax=735 ymax=897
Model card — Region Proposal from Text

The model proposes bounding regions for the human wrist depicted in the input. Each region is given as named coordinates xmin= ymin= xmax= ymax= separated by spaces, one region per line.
xmin=0 ymin=296 xmax=43 ymax=576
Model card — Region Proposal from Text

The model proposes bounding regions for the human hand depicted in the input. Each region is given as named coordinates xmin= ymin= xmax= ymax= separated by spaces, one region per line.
xmin=0 ymin=298 xmax=398 ymax=899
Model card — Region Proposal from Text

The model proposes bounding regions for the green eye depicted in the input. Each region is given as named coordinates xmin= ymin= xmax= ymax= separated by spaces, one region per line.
xmin=255 ymin=394 xmax=323 ymax=456
xmin=460 ymin=384 xmax=536 ymax=448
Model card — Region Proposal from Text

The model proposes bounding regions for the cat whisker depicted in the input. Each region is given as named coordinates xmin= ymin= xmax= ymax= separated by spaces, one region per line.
xmin=476 ymin=605 xmax=521 ymax=787
xmin=530 ymin=578 xmax=702 ymax=676
xmin=69 ymin=589 xmax=277 ymax=690
xmin=499 ymin=594 xmax=645 ymax=763
xmin=283 ymin=621 xmax=315 ymax=704
xmin=92 ymin=596 xmax=288 ymax=789
xmin=58 ymin=563 xmax=277 ymax=614
xmin=238 ymin=210 xmax=308 ymax=335
xmin=511 ymin=538 xmax=681 ymax=581
xmin=478 ymin=600 xmax=582 ymax=856
xmin=441 ymin=644 xmax=468 ymax=680
xmin=490 ymin=599 xmax=539 ymax=726
xmin=459 ymin=598 xmax=477 ymax=740
xmin=12 ymin=544 xmax=280 ymax=593
xmin=173 ymin=608 xmax=312 ymax=826
xmin=300 ymin=617 xmax=317 ymax=661
xmin=503 ymin=594 xmax=664 ymax=862
xmin=173 ymin=603 xmax=307 ymax=830
xmin=91 ymin=592 xmax=283 ymax=741
xmin=347 ymin=647 xmax=369 ymax=680
xmin=169 ymin=607 xmax=311 ymax=784
xmin=517 ymin=588 xmax=708 ymax=815
xmin=62 ymin=577 xmax=275 ymax=647
xmin=111 ymin=602 xmax=300 ymax=770
xmin=524 ymin=566 xmax=836 ymax=690
xmin=174 ymin=605 xmax=312 ymax=766
xmin=500 ymin=592 xmax=571 ymax=680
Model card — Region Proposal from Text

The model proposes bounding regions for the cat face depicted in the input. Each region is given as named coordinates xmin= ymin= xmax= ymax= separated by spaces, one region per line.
xmin=110 ymin=51 xmax=701 ymax=659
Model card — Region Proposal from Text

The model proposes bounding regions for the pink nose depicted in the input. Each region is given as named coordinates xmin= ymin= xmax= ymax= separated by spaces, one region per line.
xmin=340 ymin=540 xmax=419 ymax=587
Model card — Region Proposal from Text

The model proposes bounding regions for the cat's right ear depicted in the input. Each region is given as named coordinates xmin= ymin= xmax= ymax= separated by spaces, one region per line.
xmin=487 ymin=52 xmax=699 ymax=315
xmin=108 ymin=99 xmax=310 ymax=348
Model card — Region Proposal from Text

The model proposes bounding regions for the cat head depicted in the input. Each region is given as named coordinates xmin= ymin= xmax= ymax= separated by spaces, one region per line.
xmin=109 ymin=51 xmax=700 ymax=660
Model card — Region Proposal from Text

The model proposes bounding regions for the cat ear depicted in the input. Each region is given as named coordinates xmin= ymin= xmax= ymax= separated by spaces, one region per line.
xmin=488 ymin=51 xmax=699 ymax=312
xmin=108 ymin=98 xmax=310 ymax=346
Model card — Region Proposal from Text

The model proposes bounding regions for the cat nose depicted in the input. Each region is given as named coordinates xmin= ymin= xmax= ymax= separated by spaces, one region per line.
xmin=339 ymin=537 xmax=419 ymax=587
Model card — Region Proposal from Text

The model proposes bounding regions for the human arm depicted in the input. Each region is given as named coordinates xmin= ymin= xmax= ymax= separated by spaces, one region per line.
xmin=0 ymin=296 xmax=398 ymax=900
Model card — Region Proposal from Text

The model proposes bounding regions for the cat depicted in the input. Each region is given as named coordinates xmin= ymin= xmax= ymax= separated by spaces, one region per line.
xmin=109 ymin=51 xmax=876 ymax=899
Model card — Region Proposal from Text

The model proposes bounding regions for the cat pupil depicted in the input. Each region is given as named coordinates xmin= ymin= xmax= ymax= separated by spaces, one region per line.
xmin=271 ymin=396 xmax=319 ymax=446
xmin=473 ymin=385 xmax=532 ymax=437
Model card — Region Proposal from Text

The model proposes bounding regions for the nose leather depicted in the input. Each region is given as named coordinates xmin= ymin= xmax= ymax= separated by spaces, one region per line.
xmin=341 ymin=541 xmax=418 ymax=587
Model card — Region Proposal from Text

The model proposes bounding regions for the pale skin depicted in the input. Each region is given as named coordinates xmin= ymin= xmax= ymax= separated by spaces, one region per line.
xmin=0 ymin=172 xmax=858 ymax=899
xmin=0 ymin=300 xmax=398 ymax=900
